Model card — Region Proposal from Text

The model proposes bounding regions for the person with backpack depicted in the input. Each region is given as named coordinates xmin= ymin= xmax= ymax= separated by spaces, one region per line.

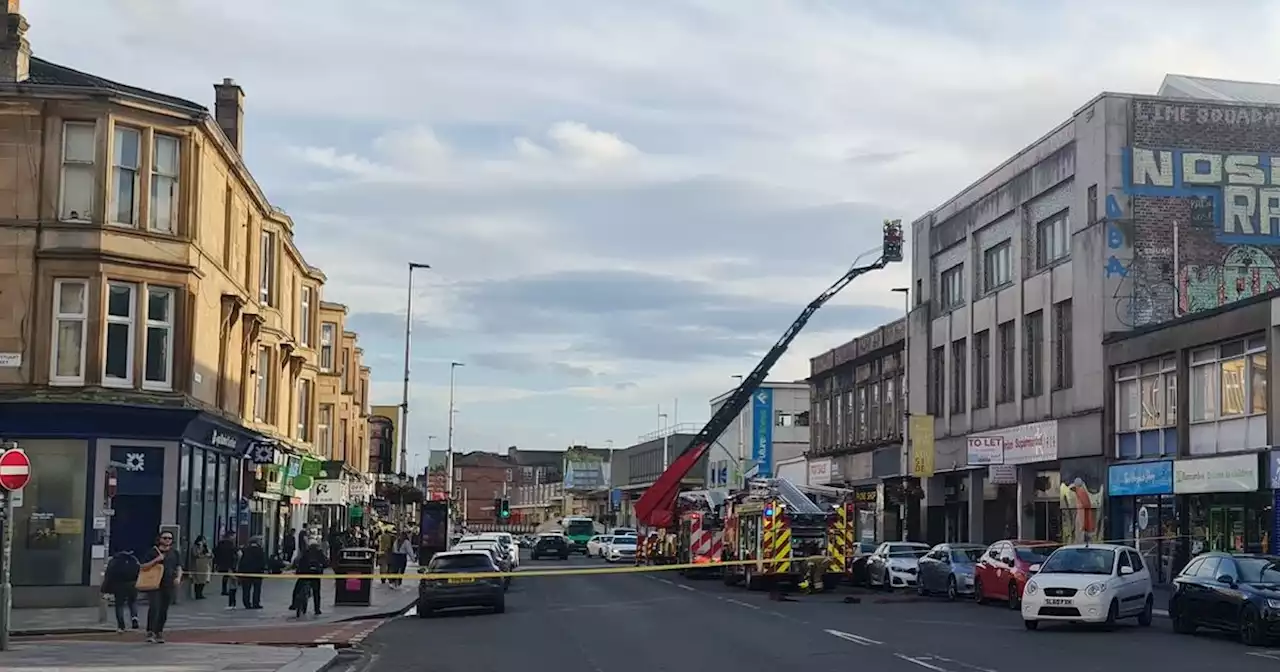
xmin=101 ymin=550 xmax=140 ymax=632
xmin=291 ymin=541 xmax=328 ymax=616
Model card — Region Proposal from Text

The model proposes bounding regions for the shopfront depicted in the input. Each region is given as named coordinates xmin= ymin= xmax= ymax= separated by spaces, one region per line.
xmin=177 ymin=416 xmax=273 ymax=562
xmin=1108 ymin=460 xmax=1176 ymax=583
xmin=851 ymin=486 xmax=879 ymax=545
xmin=1174 ymin=453 xmax=1268 ymax=557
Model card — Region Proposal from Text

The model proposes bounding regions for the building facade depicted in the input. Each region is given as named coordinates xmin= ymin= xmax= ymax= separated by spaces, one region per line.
xmin=614 ymin=428 xmax=703 ymax=527
xmin=0 ymin=4 xmax=376 ymax=606
xmin=705 ymin=381 xmax=809 ymax=492
xmin=907 ymin=78 xmax=1280 ymax=548
xmin=808 ymin=319 xmax=906 ymax=544
xmin=453 ymin=451 xmax=515 ymax=525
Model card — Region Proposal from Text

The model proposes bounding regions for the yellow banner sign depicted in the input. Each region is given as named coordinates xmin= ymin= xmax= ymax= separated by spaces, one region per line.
xmin=909 ymin=415 xmax=935 ymax=477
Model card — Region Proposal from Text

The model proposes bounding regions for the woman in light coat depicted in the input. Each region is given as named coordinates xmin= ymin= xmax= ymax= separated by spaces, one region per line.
xmin=191 ymin=536 xmax=213 ymax=599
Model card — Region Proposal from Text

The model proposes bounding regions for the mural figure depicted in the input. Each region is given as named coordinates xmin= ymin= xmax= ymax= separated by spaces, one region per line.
xmin=1059 ymin=477 xmax=1104 ymax=545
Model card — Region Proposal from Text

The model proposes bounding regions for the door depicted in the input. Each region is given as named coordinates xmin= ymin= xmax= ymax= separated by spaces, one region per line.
xmin=1209 ymin=556 xmax=1246 ymax=625
xmin=995 ymin=543 xmax=1016 ymax=596
xmin=1191 ymin=556 xmax=1223 ymax=626
xmin=1209 ymin=506 xmax=1246 ymax=553
xmin=918 ymin=550 xmax=938 ymax=590
xmin=109 ymin=446 xmax=165 ymax=556
xmin=110 ymin=494 xmax=162 ymax=557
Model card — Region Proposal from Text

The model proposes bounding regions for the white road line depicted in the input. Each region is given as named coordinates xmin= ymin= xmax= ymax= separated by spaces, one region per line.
xmin=1154 ymin=608 xmax=1169 ymax=617
xmin=894 ymin=653 xmax=950 ymax=672
xmin=723 ymin=598 xmax=760 ymax=610
xmin=931 ymin=655 xmax=998 ymax=672
xmin=1246 ymin=651 xmax=1280 ymax=660
xmin=824 ymin=629 xmax=883 ymax=646
xmin=676 ymin=584 xmax=695 ymax=592
xmin=657 ymin=578 xmax=675 ymax=585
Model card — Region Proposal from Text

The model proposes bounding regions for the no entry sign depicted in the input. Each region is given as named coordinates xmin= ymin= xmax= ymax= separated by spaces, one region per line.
xmin=0 ymin=449 xmax=30 ymax=491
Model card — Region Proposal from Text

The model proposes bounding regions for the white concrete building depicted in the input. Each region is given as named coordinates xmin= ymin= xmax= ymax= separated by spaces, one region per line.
xmin=705 ymin=381 xmax=810 ymax=492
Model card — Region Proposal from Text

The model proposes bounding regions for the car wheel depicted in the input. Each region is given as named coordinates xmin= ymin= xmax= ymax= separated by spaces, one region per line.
xmin=917 ymin=580 xmax=928 ymax=597
xmin=1104 ymin=599 xmax=1119 ymax=630
xmin=493 ymin=599 xmax=506 ymax=614
xmin=1241 ymin=604 xmax=1266 ymax=646
xmin=1170 ymin=599 xmax=1197 ymax=634
xmin=1136 ymin=595 xmax=1154 ymax=626
xmin=1007 ymin=582 xmax=1020 ymax=610
xmin=1023 ymin=619 xmax=1038 ymax=631
xmin=879 ymin=568 xmax=891 ymax=591
xmin=417 ymin=603 xmax=433 ymax=619
xmin=946 ymin=576 xmax=958 ymax=602
xmin=973 ymin=578 xmax=985 ymax=605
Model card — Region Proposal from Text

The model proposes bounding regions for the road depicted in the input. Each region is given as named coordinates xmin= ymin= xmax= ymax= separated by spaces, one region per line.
xmin=360 ymin=554 xmax=1280 ymax=672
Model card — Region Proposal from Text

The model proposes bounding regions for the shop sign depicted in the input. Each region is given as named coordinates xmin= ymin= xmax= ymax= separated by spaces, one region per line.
xmin=994 ymin=421 xmax=1058 ymax=465
xmin=853 ymin=487 xmax=878 ymax=504
xmin=988 ymin=464 xmax=1017 ymax=485
xmin=1108 ymin=460 xmax=1174 ymax=496
xmin=1173 ymin=453 xmax=1259 ymax=494
xmin=967 ymin=437 xmax=1004 ymax=465
xmin=808 ymin=458 xmax=832 ymax=485
xmin=209 ymin=430 xmax=238 ymax=451
xmin=311 ymin=480 xmax=349 ymax=506
xmin=846 ymin=452 xmax=873 ymax=481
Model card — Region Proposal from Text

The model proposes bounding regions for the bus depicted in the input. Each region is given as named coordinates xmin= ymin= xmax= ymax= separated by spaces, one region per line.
xmin=563 ymin=516 xmax=596 ymax=554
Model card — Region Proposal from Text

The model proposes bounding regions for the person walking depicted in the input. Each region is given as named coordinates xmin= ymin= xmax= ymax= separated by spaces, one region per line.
xmin=377 ymin=529 xmax=392 ymax=583
xmin=390 ymin=532 xmax=414 ymax=587
xmin=140 ymin=531 xmax=182 ymax=643
xmin=291 ymin=541 xmax=328 ymax=616
xmin=190 ymin=536 xmax=213 ymax=599
xmin=212 ymin=532 xmax=238 ymax=596
xmin=101 ymin=549 xmax=140 ymax=632
xmin=236 ymin=536 xmax=267 ymax=610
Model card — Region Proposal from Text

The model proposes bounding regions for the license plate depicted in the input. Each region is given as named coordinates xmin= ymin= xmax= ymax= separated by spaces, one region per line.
xmin=447 ymin=578 xmax=474 ymax=584
xmin=1044 ymin=598 xmax=1072 ymax=605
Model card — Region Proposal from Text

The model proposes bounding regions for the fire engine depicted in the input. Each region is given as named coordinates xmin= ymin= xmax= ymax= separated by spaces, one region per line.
xmin=673 ymin=491 xmax=726 ymax=577
xmin=720 ymin=478 xmax=830 ymax=589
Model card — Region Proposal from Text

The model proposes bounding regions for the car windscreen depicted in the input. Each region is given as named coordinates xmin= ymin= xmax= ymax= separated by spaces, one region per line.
xmin=951 ymin=548 xmax=984 ymax=563
xmin=1016 ymin=545 xmax=1058 ymax=563
xmin=1038 ymin=547 xmax=1114 ymax=574
xmin=565 ymin=521 xmax=594 ymax=535
xmin=1236 ymin=557 xmax=1280 ymax=583
xmin=429 ymin=554 xmax=493 ymax=571
xmin=611 ymin=537 xmax=637 ymax=546
xmin=537 ymin=536 xmax=565 ymax=545
xmin=887 ymin=545 xmax=928 ymax=558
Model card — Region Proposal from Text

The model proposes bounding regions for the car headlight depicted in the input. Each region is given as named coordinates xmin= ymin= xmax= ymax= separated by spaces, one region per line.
xmin=1025 ymin=581 xmax=1038 ymax=595
xmin=1268 ymin=599 xmax=1280 ymax=610
xmin=1085 ymin=582 xmax=1106 ymax=597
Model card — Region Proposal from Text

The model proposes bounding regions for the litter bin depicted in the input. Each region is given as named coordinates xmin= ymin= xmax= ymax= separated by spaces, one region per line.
xmin=333 ymin=547 xmax=376 ymax=606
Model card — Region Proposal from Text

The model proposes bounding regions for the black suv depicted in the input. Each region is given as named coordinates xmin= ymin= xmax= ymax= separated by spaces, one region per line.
xmin=531 ymin=534 xmax=570 ymax=560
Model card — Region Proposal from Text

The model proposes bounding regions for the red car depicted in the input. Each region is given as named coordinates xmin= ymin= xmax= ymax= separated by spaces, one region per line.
xmin=972 ymin=539 xmax=1059 ymax=608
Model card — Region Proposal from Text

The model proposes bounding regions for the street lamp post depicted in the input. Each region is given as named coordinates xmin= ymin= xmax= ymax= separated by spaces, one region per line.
xmin=659 ymin=409 xmax=670 ymax=469
xmin=891 ymin=286 xmax=910 ymax=541
xmin=605 ymin=439 xmax=615 ymax=525
xmin=446 ymin=362 xmax=464 ymax=539
xmin=732 ymin=374 xmax=744 ymax=488
xmin=399 ymin=262 xmax=431 ymax=478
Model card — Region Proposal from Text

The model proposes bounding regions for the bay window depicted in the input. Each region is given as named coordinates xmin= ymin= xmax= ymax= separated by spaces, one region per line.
xmin=254 ymin=347 xmax=271 ymax=422
xmin=103 ymin=281 xmax=136 ymax=386
xmin=59 ymin=122 xmax=96 ymax=222
xmin=1190 ymin=336 xmax=1267 ymax=422
xmin=143 ymin=287 xmax=175 ymax=390
xmin=150 ymin=133 xmax=180 ymax=233
xmin=49 ymin=279 xmax=88 ymax=384
xmin=296 ymin=379 xmax=312 ymax=441
xmin=112 ymin=126 xmax=141 ymax=226
xmin=1114 ymin=356 xmax=1176 ymax=458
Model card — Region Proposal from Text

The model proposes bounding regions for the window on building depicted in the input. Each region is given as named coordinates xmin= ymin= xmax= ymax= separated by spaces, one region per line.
xmin=1053 ymin=299 xmax=1073 ymax=390
xmin=150 ymin=134 xmax=180 ymax=233
xmin=341 ymin=349 xmax=351 ymax=392
xmin=775 ymin=411 xmax=796 ymax=427
xmin=869 ymin=381 xmax=881 ymax=438
xmin=1190 ymin=336 xmax=1267 ymax=422
xmin=318 ymin=404 xmax=334 ymax=457
xmin=111 ymin=126 xmax=141 ymax=226
xmin=856 ymin=387 xmax=867 ymax=442
xmin=254 ymin=346 xmax=271 ymax=422
xmin=103 ymin=281 xmax=136 ymax=386
xmin=940 ymin=264 xmax=964 ymax=310
xmin=143 ymin=287 xmax=175 ymax=390
xmin=60 ymin=122 xmax=96 ymax=222
xmin=882 ymin=377 xmax=896 ymax=437
xmin=259 ymin=230 xmax=277 ymax=307
xmin=339 ymin=419 xmax=348 ymax=456
xmin=951 ymin=338 xmax=967 ymax=414
xmin=997 ymin=320 xmax=1015 ymax=403
xmin=929 ymin=346 xmax=945 ymax=414
xmin=983 ymin=242 xmax=1012 ymax=292
xmin=973 ymin=329 xmax=990 ymax=409
xmin=506 ymin=469 xmax=513 ymax=482
xmin=1037 ymin=210 xmax=1069 ymax=266
xmin=50 ymin=279 xmax=88 ymax=384
xmin=795 ymin=410 xmax=810 ymax=427
xmin=1087 ymin=185 xmax=1098 ymax=224
xmin=1024 ymin=310 xmax=1044 ymax=398
xmin=320 ymin=322 xmax=335 ymax=371
xmin=296 ymin=379 xmax=312 ymax=441
xmin=299 ymin=287 xmax=312 ymax=347
xmin=1115 ymin=356 xmax=1177 ymax=458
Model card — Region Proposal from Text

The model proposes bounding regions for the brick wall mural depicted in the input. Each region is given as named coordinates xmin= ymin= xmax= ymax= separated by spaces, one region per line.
xmin=1105 ymin=99 xmax=1280 ymax=330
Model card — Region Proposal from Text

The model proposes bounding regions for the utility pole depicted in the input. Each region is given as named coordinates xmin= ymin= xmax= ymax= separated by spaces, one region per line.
xmin=659 ymin=408 xmax=670 ymax=469
xmin=732 ymin=374 xmax=744 ymax=488
xmin=399 ymin=262 xmax=430 ymax=477
xmin=446 ymin=362 xmax=464 ymax=537
xmin=0 ymin=439 xmax=20 ymax=651
xmin=892 ymin=285 xmax=910 ymax=542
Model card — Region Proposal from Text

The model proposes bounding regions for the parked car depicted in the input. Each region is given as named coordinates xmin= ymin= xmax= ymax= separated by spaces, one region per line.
xmin=1021 ymin=543 xmax=1154 ymax=630
xmin=1168 ymin=552 xmax=1280 ymax=646
xmin=973 ymin=539 xmax=1059 ymax=608
xmin=531 ymin=534 xmax=571 ymax=561
xmin=587 ymin=535 xmax=611 ymax=558
xmin=847 ymin=542 xmax=879 ymax=586
xmin=452 ymin=540 xmax=512 ymax=589
xmin=475 ymin=532 xmax=520 ymax=568
xmin=606 ymin=535 xmax=638 ymax=563
xmin=866 ymin=542 xmax=930 ymax=589
xmin=917 ymin=543 xmax=986 ymax=600
xmin=417 ymin=550 xmax=506 ymax=617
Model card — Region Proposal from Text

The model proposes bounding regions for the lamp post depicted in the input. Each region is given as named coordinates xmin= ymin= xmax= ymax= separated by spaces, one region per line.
xmin=891 ymin=286 xmax=910 ymax=541
xmin=446 ymin=362 xmax=464 ymax=539
xmin=732 ymin=374 xmax=744 ymax=488
xmin=659 ymin=409 xmax=670 ymax=469
xmin=399 ymin=262 xmax=430 ymax=478
xmin=605 ymin=439 xmax=615 ymax=525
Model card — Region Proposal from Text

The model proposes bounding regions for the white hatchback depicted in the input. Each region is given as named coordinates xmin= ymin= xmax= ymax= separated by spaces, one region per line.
xmin=1021 ymin=543 xmax=1155 ymax=630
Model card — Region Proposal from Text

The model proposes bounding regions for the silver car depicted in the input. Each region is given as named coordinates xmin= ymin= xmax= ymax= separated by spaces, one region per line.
xmin=917 ymin=543 xmax=986 ymax=600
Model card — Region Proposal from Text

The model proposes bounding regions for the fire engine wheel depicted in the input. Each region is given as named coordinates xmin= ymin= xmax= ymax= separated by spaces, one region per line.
xmin=744 ymin=567 xmax=762 ymax=591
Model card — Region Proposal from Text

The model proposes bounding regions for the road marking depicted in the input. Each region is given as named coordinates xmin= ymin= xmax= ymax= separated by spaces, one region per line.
xmin=676 ymin=584 xmax=695 ymax=591
xmin=1154 ymin=608 xmax=1169 ymax=617
xmin=824 ymin=629 xmax=883 ymax=646
xmin=657 ymin=578 xmax=675 ymax=585
xmin=931 ymin=655 xmax=998 ymax=672
xmin=723 ymin=598 xmax=760 ymax=610
xmin=894 ymin=653 xmax=950 ymax=672
xmin=1246 ymin=651 xmax=1280 ymax=660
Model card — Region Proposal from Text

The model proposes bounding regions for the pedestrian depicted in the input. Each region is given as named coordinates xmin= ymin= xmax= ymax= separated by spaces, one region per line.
xmin=378 ymin=529 xmax=392 ymax=583
xmin=212 ymin=532 xmax=238 ymax=596
xmin=291 ymin=541 xmax=328 ymax=616
xmin=224 ymin=548 xmax=241 ymax=610
xmin=101 ymin=549 xmax=140 ymax=632
xmin=281 ymin=529 xmax=296 ymax=568
xmin=190 ymin=536 xmax=212 ymax=599
xmin=236 ymin=536 xmax=267 ymax=610
xmin=390 ymin=532 xmax=414 ymax=587
xmin=140 ymin=531 xmax=182 ymax=643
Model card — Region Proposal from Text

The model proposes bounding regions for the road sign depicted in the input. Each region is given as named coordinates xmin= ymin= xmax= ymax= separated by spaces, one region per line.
xmin=0 ymin=449 xmax=30 ymax=491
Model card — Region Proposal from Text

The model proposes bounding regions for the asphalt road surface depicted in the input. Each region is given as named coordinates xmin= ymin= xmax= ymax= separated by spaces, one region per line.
xmin=361 ymin=554 xmax=1280 ymax=672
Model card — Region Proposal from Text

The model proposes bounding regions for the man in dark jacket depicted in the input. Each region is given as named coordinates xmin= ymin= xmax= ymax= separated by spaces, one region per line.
xmin=101 ymin=550 xmax=140 ymax=632
xmin=291 ymin=542 xmax=328 ymax=615
xmin=236 ymin=536 xmax=268 ymax=609
xmin=212 ymin=533 xmax=238 ymax=596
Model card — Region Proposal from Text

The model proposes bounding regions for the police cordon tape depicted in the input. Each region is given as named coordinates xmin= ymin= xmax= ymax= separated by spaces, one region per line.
xmin=205 ymin=533 xmax=1191 ymax=582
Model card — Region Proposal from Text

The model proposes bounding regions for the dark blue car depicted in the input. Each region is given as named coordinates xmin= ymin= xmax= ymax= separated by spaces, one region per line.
xmin=1169 ymin=552 xmax=1280 ymax=646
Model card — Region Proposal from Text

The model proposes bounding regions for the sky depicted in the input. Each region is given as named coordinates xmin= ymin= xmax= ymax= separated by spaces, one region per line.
xmin=23 ymin=0 xmax=1280 ymax=467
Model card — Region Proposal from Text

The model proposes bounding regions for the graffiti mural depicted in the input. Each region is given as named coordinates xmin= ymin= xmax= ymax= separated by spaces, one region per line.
xmin=1103 ymin=100 xmax=1280 ymax=331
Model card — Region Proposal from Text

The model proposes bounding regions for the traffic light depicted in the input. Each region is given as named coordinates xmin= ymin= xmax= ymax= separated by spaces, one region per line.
xmin=499 ymin=499 xmax=511 ymax=519
xmin=492 ymin=498 xmax=502 ymax=518
xmin=882 ymin=219 xmax=903 ymax=263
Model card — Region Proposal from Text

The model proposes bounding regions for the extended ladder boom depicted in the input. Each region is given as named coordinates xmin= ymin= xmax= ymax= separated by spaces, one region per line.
xmin=634 ymin=255 xmax=890 ymax=528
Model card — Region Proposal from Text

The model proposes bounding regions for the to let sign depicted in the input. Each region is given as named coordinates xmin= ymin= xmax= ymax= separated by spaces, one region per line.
xmin=0 ymin=448 xmax=31 ymax=491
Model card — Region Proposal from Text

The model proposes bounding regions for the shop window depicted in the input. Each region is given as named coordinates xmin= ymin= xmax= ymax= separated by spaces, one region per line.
xmin=1190 ymin=336 xmax=1266 ymax=422
xmin=12 ymin=440 xmax=87 ymax=586
xmin=177 ymin=445 xmax=191 ymax=563
xmin=1114 ymin=356 xmax=1177 ymax=459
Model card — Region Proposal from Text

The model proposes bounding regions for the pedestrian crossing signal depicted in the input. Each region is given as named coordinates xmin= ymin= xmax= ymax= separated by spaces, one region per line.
xmin=883 ymin=219 xmax=903 ymax=263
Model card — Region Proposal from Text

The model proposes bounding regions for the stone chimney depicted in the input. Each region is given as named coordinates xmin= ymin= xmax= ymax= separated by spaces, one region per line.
xmin=0 ymin=0 xmax=30 ymax=83
xmin=214 ymin=77 xmax=244 ymax=153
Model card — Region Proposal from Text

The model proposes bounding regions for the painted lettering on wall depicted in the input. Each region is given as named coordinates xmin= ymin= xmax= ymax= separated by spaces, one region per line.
xmin=1135 ymin=103 xmax=1280 ymax=128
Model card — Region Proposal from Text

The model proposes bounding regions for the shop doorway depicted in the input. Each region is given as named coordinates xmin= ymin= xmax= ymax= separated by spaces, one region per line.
xmin=1032 ymin=501 xmax=1061 ymax=542
xmin=1207 ymin=505 xmax=1246 ymax=553
xmin=108 ymin=446 xmax=165 ymax=556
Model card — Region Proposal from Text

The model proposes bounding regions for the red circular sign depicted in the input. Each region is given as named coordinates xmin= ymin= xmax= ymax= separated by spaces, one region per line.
xmin=0 ymin=449 xmax=31 ymax=491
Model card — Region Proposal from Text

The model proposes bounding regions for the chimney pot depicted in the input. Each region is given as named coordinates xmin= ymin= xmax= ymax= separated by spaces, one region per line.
xmin=0 ymin=0 xmax=28 ymax=84
xmin=214 ymin=78 xmax=245 ymax=154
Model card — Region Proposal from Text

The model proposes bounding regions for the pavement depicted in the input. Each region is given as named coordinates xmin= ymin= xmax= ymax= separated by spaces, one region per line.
xmin=13 ymin=565 xmax=419 ymax=636
xmin=0 ymin=640 xmax=338 ymax=671
xmin=357 ymin=554 xmax=1280 ymax=672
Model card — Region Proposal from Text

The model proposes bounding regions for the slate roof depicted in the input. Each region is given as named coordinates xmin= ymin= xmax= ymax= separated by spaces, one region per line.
xmin=24 ymin=56 xmax=206 ymax=113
